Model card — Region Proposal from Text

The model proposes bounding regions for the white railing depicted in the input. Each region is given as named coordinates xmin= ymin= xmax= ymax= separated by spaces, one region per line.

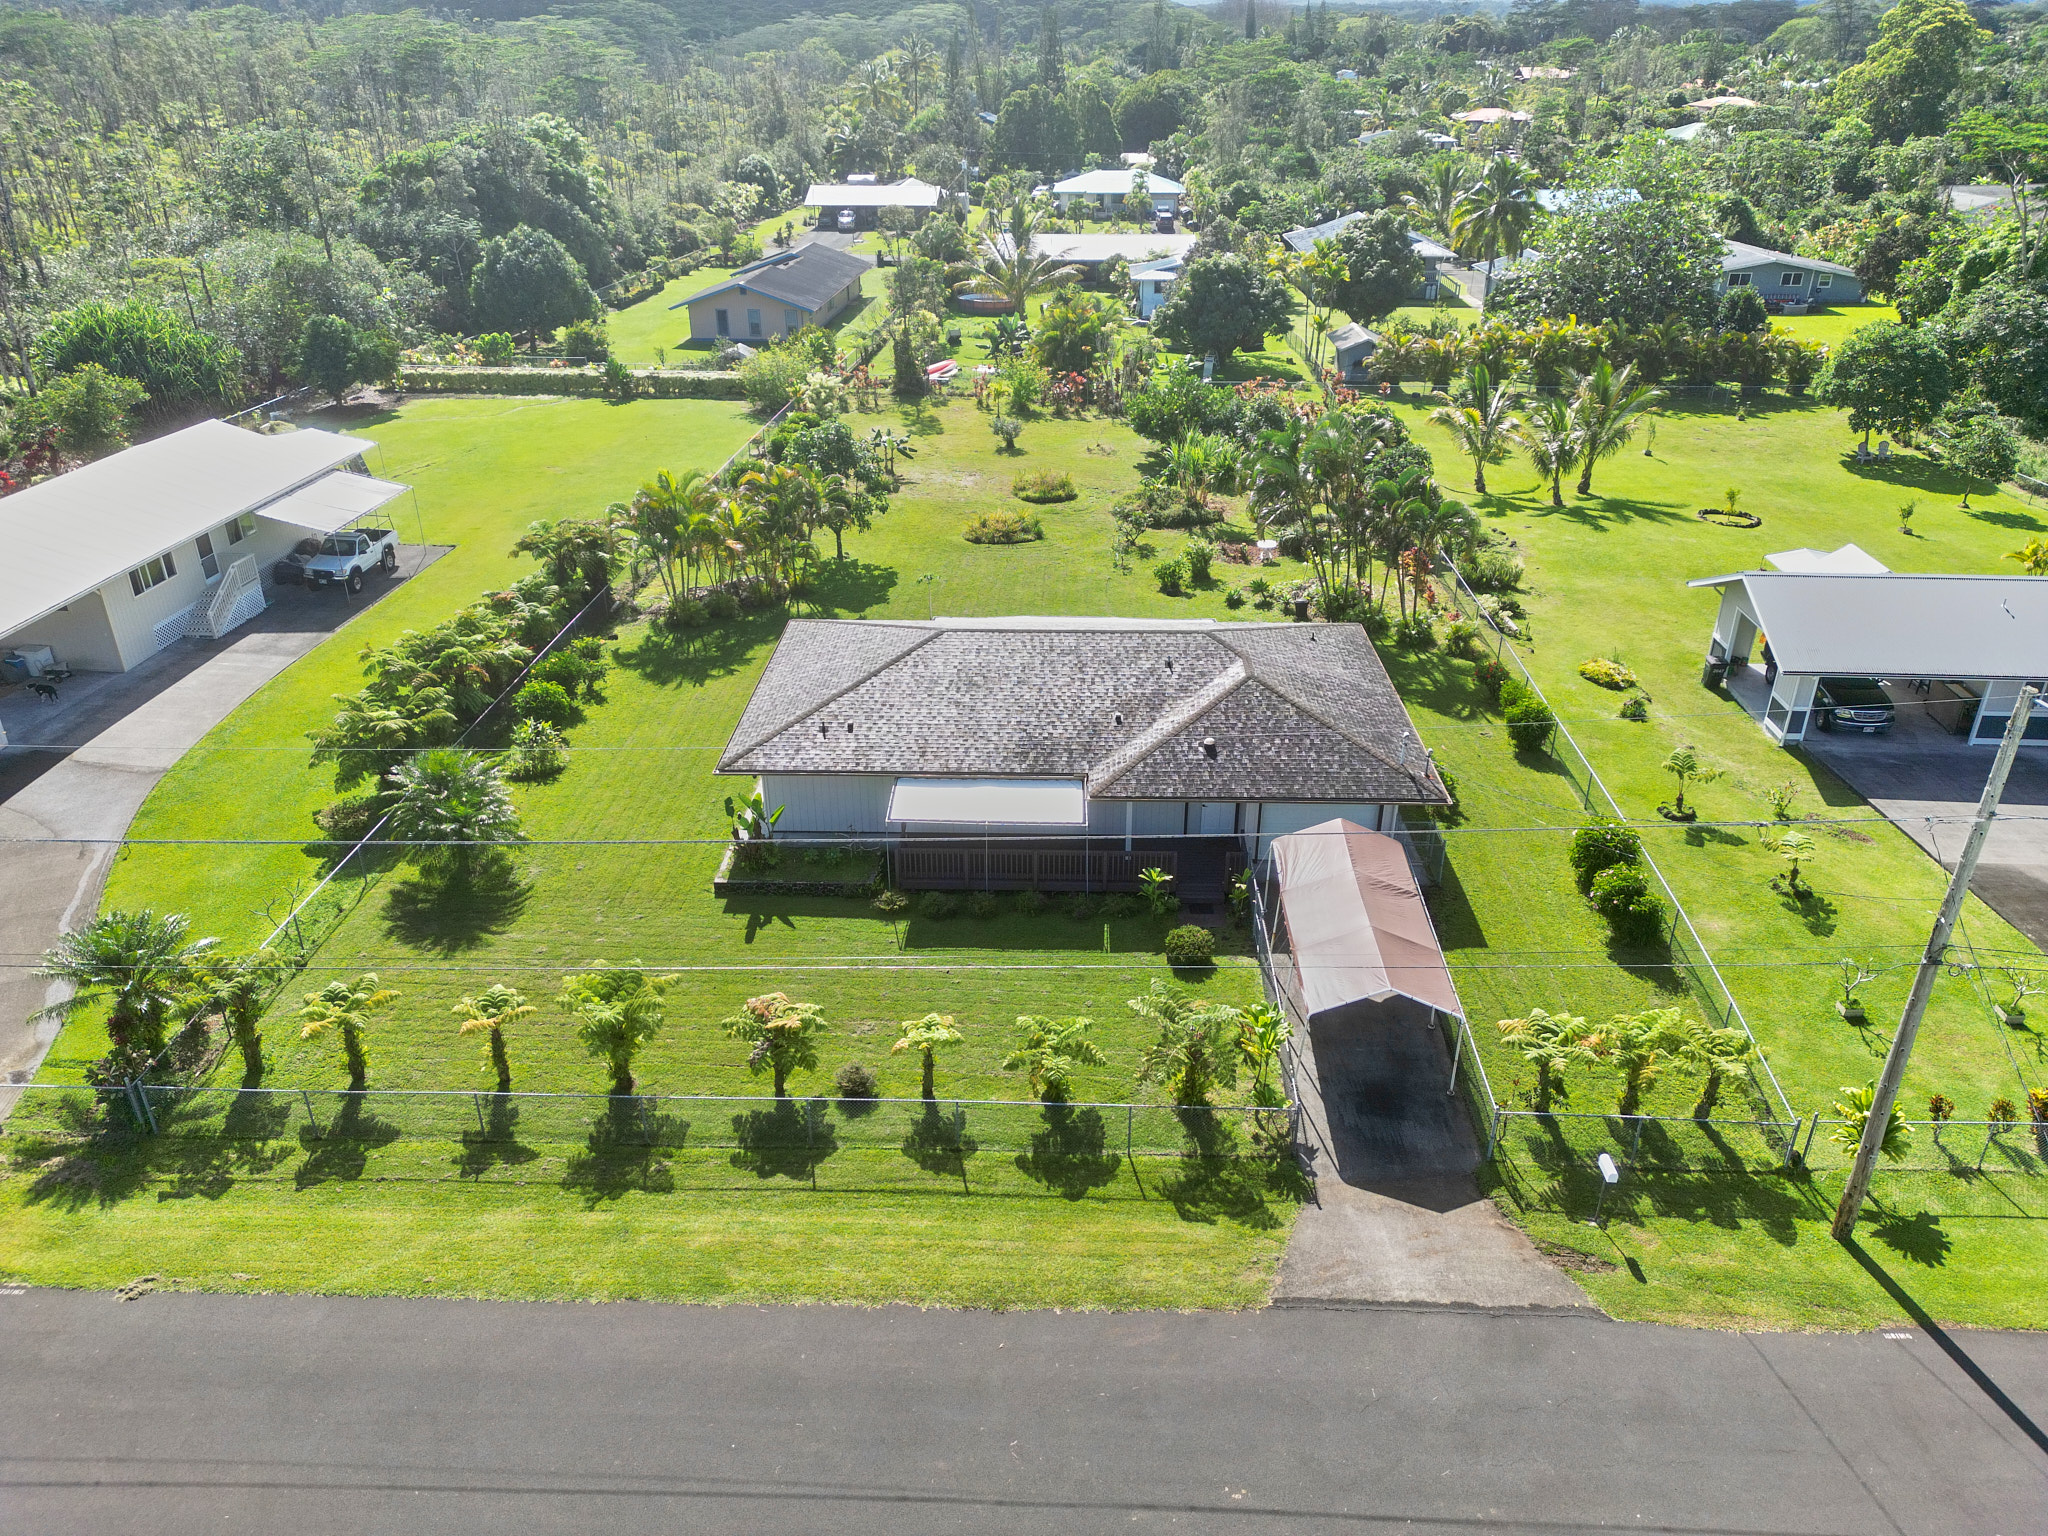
xmin=190 ymin=555 xmax=266 ymax=639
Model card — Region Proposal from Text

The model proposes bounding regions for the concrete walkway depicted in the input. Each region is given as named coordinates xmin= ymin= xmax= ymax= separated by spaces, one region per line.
xmin=1275 ymin=1000 xmax=1590 ymax=1310
xmin=0 ymin=549 xmax=444 ymax=1086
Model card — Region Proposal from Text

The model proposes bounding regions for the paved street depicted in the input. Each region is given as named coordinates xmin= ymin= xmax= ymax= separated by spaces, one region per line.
xmin=2 ymin=1287 xmax=2043 ymax=1534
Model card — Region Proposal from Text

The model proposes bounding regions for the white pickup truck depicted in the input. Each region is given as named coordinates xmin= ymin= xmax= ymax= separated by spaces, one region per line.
xmin=277 ymin=528 xmax=399 ymax=593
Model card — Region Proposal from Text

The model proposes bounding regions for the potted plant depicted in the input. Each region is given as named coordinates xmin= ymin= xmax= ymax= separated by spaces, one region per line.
xmin=1994 ymin=966 xmax=2041 ymax=1028
xmin=1835 ymin=958 xmax=1879 ymax=1025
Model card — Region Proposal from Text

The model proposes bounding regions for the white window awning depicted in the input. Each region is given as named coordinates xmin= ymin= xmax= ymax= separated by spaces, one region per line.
xmin=257 ymin=471 xmax=408 ymax=535
xmin=888 ymin=777 xmax=1087 ymax=825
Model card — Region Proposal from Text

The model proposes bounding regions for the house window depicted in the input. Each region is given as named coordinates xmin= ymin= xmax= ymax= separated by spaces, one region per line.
xmin=715 ymin=308 xmax=730 ymax=337
xmin=1727 ymin=273 xmax=1751 ymax=287
xmin=1781 ymin=270 xmax=1804 ymax=287
xmin=196 ymin=531 xmax=218 ymax=580
xmin=128 ymin=552 xmax=177 ymax=596
xmin=1815 ymin=273 xmax=1833 ymax=289
xmin=784 ymin=308 xmax=802 ymax=333
xmin=747 ymin=308 xmax=763 ymax=337
xmin=224 ymin=512 xmax=255 ymax=545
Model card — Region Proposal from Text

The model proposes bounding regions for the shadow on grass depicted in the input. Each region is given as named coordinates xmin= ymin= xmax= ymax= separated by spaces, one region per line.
xmin=729 ymin=1096 xmax=837 ymax=1182
xmin=1867 ymin=1204 xmax=1953 ymax=1267
xmin=561 ymin=1096 xmax=688 ymax=1203
xmin=611 ymin=613 xmax=778 ymax=689
xmin=806 ymin=557 xmax=899 ymax=615
xmin=19 ymin=1093 xmax=300 ymax=1210
xmin=295 ymin=1093 xmax=402 ymax=1188
xmin=1014 ymin=1101 xmax=1123 ymax=1199
xmin=454 ymin=1092 xmax=543 ymax=1180
xmin=381 ymin=852 xmax=534 ymax=955
xmin=902 ymin=1101 xmax=979 ymax=1189
xmin=1154 ymin=1106 xmax=1307 ymax=1229
xmin=1532 ymin=494 xmax=1692 ymax=531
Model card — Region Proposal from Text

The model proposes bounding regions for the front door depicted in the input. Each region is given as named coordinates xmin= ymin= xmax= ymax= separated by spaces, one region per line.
xmin=1196 ymin=801 xmax=1236 ymax=835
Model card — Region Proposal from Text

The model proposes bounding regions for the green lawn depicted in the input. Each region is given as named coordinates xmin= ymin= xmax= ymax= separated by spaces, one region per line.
xmin=1768 ymin=302 xmax=1899 ymax=346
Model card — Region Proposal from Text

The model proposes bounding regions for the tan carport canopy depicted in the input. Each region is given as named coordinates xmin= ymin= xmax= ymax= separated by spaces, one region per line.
xmin=1270 ymin=819 xmax=1464 ymax=1021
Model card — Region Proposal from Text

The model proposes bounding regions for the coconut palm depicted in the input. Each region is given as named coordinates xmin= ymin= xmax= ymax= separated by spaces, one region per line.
xmin=35 ymin=909 xmax=219 ymax=1056
xmin=892 ymin=1012 xmax=964 ymax=1099
xmin=298 ymin=973 xmax=398 ymax=1089
xmin=1567 ymin=360 xmax=1666 ymax=496
xmin=1656 ymin=1013 xmax=1762 ymax=1118
xmin=1130 ymin=980 xmax=1243 ymax=1107
xmin=1429 ymin=364 xmax=1521 ymax=495
xmin=1003 ymin=1015 xmax=1107 ymax=1101
xmin=562 ymin=964 xmax=666 ymax=1095
xmin=722 ymin=991 xmax=827 ymax=1096
xmin=1450 ymin=156 xmax=1535 ymax=265
xmin=385 ymin=747 xmax=525 ymax=884
xmin=1497 ymin=1007 xmax=1597 ymax=1112
xmin=1514 ymin=395 xmax=1582 ymax=507
xmin=949 ymin=196 xmax=1081 ymax=311
xmin=452 ymin=982 xmax=537 ymax=1091
xmin=1402 ymin=155 xmax=1476 ymax=241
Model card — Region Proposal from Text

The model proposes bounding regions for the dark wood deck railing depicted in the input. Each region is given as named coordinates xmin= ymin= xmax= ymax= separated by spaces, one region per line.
xmin=891 ymin=845 xmax=1179 ymax=892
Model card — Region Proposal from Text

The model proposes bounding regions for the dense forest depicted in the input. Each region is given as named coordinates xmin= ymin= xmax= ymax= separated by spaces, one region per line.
xmin=0 ymin=0 xmax=2040 ymax=462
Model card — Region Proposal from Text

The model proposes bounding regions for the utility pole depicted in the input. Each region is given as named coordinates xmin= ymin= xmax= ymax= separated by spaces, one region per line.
xmin=1831 ymin=684 xmax=2038 ymax=1239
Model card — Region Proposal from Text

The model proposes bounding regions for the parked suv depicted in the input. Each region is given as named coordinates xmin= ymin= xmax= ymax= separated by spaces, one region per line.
xmin=1814 ymin=677 xmax=1895 ymax=734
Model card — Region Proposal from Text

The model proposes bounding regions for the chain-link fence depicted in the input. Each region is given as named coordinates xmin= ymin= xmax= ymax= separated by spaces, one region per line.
xmin=1800 ymin=1117 xmax=2047 ymax=1177
xmin=1488 ymin=1107 xmax=1807 ymax=1225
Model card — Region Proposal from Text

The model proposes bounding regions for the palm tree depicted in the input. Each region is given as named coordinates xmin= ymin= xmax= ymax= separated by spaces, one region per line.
xmin=1772 ymin=828 xmax=1819 ymax=899
xmin=1402 ymin=155 xmax=1476 ymax=242
xmin=1656 ymin=1013 xmax=1762 ymax=1118
xmin=1450 ymin=157 xmax=1534 ymax=265
xmin=1661 ymin=746 xmax=1723 ymax=816
xmin=627 ymin=468 xmax=719 ymax=601
xmin=722 ymin=991 xmax=827 ymax=1096
xmin=298 ymin=973 xmax=399 ymax=1089
xmin=1514 ymin=395 xmax=1581 ymax=507
xmin=950 ymin=196 xmax=1081 ymax=311
xmin=892 ymin=1012 xmax=963 ymax=1099
xmin=1235 ymin=1003 xmax=1292 ymax=1108
xmin=1568 ymin=360 xmax=1666 ymax=495
xmin=1130 ymin=980 xmax=1243 ymax=1107
xmin=1002 ymin=1015 xmax=1107 ymax=1101
xmin=385 ymin=748 xmax=525 ymax=884
xmin=452 ymin=982 xmax=537 ymax=1091
xmin=184 ymin=949 xmax=289 ymax=1082
xmin=35 ymin=910 xmax=219 ymax=1056
xmin=1497 ymin=1007 xmax=1596 ymax=1112
xmin=1429 ymin=364 xmax=1521 ymax=495
xmin=562 ymin=965 xmax=667 ymax=1095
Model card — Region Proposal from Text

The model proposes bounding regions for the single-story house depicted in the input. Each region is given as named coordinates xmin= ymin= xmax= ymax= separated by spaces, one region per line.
xmin=1051 ymin=168 xmax=1185 ymax=218
xmin=1281 ymin=214 xmax=1455 ymax=301
xmin=1130 ymin=254 xmax=1184 ymax=319
xmin=1518 ymin=65 xmax=1574 ymax=81
xmin=675 ymin=245 xmax=872 ymax=343
xmin=1717 ymin=240 xmax=1860 ymax=306
xmin=803 ymin=177 xmax=948 ymax=231
xmin=1031 ymin=231 xmax=1196 ymax=283
xmin=1687 ymin=94 xmax=1758 ymax=111
xmin=1329 ymin=323 xmax=1382 ymax=382
xmin=1688 ymin=569 xmax=2048 ymax=746
xmin=716 ymin=616 xmax=1449 ymax=896
xmin=1451 ymin=108 xmax=1531 ymax=128
xmin=0 ymin=420 xmax=408 ymax=674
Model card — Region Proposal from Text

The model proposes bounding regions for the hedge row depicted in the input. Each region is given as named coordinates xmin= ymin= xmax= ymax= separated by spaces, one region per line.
xmin=399 ymin=366 xmax=746 ymax=400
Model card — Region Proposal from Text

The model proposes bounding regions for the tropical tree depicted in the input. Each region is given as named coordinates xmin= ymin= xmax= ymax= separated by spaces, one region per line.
xmin=1513 ymin=394 xmax=1581 ymax=507
xmin=1946 ymin=412 xmax=2021 ymax=507
xmin=949 ymin=196 xmax=1080 ymax=310
xmin=1656 ymin=1013 xmax=1762 ymax=1118
xmin=1401 ymin=155 xmax=1476 ymax=241
xmin=562 ymin=964 xmax=666 ymax=1095
xmin=17 ymin=363 xmax=147 ymax=458
xmin=2009 ymin=538 xmax=2048 ymax=575
xmin=451 ymin=982 xmax=537 ymax=1091
xmin=1451 ymin=157 xmax=1535 ymax=265
xmin=1771 ymin=828 xmax=1819 ymax=899
xmin=35 ymin=910 xmax=219 ymax=1057
xmin=627 ymin=467 xmax=720 ymax=602
xmin=1327 ymin=211 xmax=1425 ymax=329
xmin=385 ymin=748 xmax=525 ymax=884
xmin=1661 ymin=746 xmax=1722 ymax=816
xmin=1002 ymin=1015 xmax=1107 ymax=1101
xmin=468 ymin=224 xmax=600 ymax=344
xmin=1151 ymin=253 xmax=1294 ymax=366
xmin=1497 ymin=1007 xmax=1597 ymax=1112
xmin=1598 ymin=1008 xmax=1674 ymax=1117
xmin=297 ymin=973 xmax=398 ymax=1089
xmin=1567 ymin=360 xmax=1665 ymax=495
xmin=1814 ymin=322 xmax=1954 ymax=447
xmin=183 ymin=949 xmax=290 ymax=1081
xmin=1130 ymin=980 xmax=1242 ymax=1107
xmin=1829 ymin=1083 xmax=1912 ymax=1161
xmin=892 ymin=1012 xmax=963 ymax=1099
xmin=722 ymin=992 xmax=827 ymax=1096
xmin=1236 ymin=1003 xmax=1292 ymax=1108
xmin=1429 ymin=364 xmax=1520 ymax=495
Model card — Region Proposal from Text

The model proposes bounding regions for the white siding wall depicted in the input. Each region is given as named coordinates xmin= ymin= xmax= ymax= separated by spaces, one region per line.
xmin=0 ymin=588 xmax=122 ymax=673
xmin=100 ymin=513 xmax=317 ymax=670
xmin=759 ymin=773 xmax=894 ymax=833
xmin=1252 ymin=801 xmax=1391 ymax=862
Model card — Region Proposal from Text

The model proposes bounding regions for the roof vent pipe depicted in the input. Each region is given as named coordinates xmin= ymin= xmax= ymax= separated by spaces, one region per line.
xmin=1399 ymin=733 xmax=1410 ymax=768
xmin=1202 ymin=737 xmax=1218 ymax=759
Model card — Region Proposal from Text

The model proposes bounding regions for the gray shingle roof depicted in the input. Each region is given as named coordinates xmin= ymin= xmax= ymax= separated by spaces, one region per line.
xmin=681 ymin=245 xmax=872 ymax=313
xmin=1719 ymin=239 xmax=1855 ymax=277
xmin=720 ymin=618 xmax=1447 ymax=804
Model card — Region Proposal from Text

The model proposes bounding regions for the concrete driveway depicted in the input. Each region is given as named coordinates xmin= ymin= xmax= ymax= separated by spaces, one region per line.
xmin=1803 ymin=702 xmax=2048 ymax=949
xmin=1276 ymin=998 xmax=1589 ymax=1310
xmin=0 ymin=547 xmax=445 ymax=1088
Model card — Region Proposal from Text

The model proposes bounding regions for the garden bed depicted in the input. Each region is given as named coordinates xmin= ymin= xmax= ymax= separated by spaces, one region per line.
xmin=712 ymin=843 xmax=882 ymax=897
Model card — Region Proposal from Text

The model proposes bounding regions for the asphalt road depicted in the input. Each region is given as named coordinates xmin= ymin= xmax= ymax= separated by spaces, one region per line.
xmin=3 ymin=1287 xmax=2045 ymax=1534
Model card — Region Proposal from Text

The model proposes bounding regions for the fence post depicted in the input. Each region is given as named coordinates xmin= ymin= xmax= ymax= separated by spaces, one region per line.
xmin=805 ymin=1102 xmax=817 ymax=1189
xmin=300 ymin=1088 xmax=322 ymax=1139
xmin=133 ymin=1081 xmax=158 ymax=1135
xmin=1127 ymin=1104 xmax=1137 ymax=1186
xmin=1488 ymin=1105 xmax=1503 ymax=1159
xmin=473 ymin=1093 xmax=487 ymax=1137
xmin=638 ymin=1096 xmax=654 ymax=1147
xmin=1626 ymin=1116 xmax=1644 ymax=1170
xmin=1978 ymin=1123 xmax=1995 ymax=1173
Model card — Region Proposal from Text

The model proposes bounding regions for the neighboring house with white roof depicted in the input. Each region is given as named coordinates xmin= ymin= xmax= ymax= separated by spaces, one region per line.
xmin=1717 ymin=240 xmax=1860 ymax=306
xmin=1130 ymin=254 xmax=1184 ymax=319
xmin=717 ymin=616 xmax=1448 ymax=893
xmin=803 ymin=177 xmax=948 ymax=230
xmin=1281 ymin=214 xmax=1455 ymax=301
xmin=674 ymin=244 xmax=873 ymax=343
xmin=1051 ymin=168 xmax=1185 ymax=218
xmin=0 ymin=420 xmax=408 ymax=673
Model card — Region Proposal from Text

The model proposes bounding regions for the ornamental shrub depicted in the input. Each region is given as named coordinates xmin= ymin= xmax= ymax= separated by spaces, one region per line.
xmin=1501 ymin=683 xmax=1555 ymax=751
xmin=1015 ymin=888 xmax=1049 ymax=915
xmin=1012 ymin=470 xmax=1077 ymax=503
xmin=1163 ymin=924 xmax=1216 ymax=968
xmin=512 ymin=678 xmax=577 ymax=729
xmin=702 ymin=590 xmax=742 ymax=623
xmin=1568 ymin=815 xmax=1643 ymax=893
xmin=1578 ymin=657 xmax=1637 ymax=690
xmin=834 ymin=1061 xmax=879 ymax=1101
xmin=505 ymin=719 xmax=568 ymax=781
xmin=1589 ymin=863 xmax=1666 ymax=946
xmin=1154 ymin=556 xmax=1188 ymax=595
xmin=1183 ymin=542 xmax=1214 ymax=584
xmin=964 ymin=510 xmax=1044 ymax=544
xmin=872 ymin=888 xmax=911 ymax=916
xmin=916 ymin=890 xmax=960 ymax=920
xmin=1463 ymin=547 xmax=1524 ymax=591
xmin=969 ymin=890 xmax=1000 ymax=919
xmin=1475 ymin=654 xmax=1510 ymax=700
